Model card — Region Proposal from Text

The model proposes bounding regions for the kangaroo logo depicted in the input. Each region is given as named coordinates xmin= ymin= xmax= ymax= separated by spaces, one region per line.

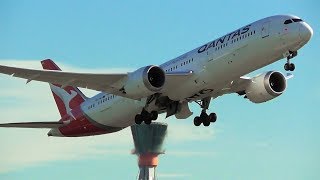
xmin=50 ymin=84 xmax=78 ymax=119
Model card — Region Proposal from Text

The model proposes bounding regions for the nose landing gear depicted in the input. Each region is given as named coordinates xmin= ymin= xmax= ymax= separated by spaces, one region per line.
xmin=284 ymin=63 xmax=295 ymax=71
xmin=193 ymin=97 xmax=217 ymax=127
xmin=284 ymin=50 xmax=297 ymax=71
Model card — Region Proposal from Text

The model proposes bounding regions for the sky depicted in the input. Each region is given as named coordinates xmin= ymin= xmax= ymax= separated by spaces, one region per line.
xmin=0 ymin=0 xmax=319 ymax=179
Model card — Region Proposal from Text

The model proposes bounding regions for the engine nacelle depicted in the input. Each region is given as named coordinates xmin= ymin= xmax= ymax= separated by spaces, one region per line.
xmin=245 ymin=71 xmax=287 ymax=103
xmin=124 ymin=65 xmax=165 ymax=99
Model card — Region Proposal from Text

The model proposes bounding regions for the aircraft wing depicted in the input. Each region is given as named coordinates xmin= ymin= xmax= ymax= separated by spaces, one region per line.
xmin=0 ymin=121 xmax=65 ymax=128
xmin=0 ymin=64 xmax=193 ymax=100
xmin=0 ymin=64 xmax=126 ymax=91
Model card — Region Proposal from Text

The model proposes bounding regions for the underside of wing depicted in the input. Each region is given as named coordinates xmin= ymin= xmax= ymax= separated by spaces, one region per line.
xmin=230 ymin=76 xmax=252 ymax=93
xmin=0 ymin=122 xmax=65 ymax=128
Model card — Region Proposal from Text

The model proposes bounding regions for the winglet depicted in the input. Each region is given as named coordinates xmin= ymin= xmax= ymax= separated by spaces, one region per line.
xmin=41 ymin=59 xmax=61 ymax=70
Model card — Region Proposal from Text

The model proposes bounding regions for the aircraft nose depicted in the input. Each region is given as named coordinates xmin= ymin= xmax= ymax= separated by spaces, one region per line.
xmin=300 ymin=22 xmax=313 ymax=42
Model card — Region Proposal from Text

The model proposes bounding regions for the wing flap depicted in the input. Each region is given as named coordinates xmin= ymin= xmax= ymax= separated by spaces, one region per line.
xmin=0 ymin=122 xmax=65 ymax=128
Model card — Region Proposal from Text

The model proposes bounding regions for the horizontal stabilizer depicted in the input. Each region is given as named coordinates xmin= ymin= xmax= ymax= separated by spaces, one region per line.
xmin=0 ymin=121 xmax=65 ymax=128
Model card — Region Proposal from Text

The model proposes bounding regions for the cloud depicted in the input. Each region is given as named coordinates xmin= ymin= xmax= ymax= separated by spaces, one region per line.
xmin=255 ymin=141 xmax=272 ymax=148
xmin=158 ymin=173 xmax=191 ymax=179
xmin=167 ymin=150 xmax=216 ymax=157
xmin=167 ymin=121 xmax=216 ymax=143
xmin=0 ymin=129 xmax=133 ymax=171
xmin=0 ymin=60 xmax=217 ymax=173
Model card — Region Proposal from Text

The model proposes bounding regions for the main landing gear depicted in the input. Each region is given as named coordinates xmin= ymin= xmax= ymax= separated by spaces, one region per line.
xmin=135 ymin=110 xmax=158 ymax=125
xmin=193 ymin=97 xmax=217 ymax=127
xmin=284 ymin=50 xmax=297 ymax=71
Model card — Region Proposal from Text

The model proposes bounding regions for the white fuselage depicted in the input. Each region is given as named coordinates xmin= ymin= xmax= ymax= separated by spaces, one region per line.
xmin=80 ymin=15 xmax=312 ymax=128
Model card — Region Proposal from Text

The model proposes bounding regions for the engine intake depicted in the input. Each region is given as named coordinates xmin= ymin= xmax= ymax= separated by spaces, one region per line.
xmin=147 ymin=66 xmax=165 ymax=89
xmin=246 ymin=71 xmax=287 ymax=103
xmin=124 ymin=65 xmax=165 ymax=99
xmin=265 ymin=71 xmax=286 ymax=95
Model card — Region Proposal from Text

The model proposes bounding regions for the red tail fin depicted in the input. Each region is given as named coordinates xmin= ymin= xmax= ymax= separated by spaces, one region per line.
xmin=41 ymin=59 xmax=87 ymax=117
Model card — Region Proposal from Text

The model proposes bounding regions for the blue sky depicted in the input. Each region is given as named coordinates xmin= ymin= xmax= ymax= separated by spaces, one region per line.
xmin=0 ymin=0 xmax=319 ymax=179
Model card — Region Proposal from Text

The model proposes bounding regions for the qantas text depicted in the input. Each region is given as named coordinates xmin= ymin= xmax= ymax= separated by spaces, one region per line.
xmin=197 ymin=24 xmax=251 ymax=53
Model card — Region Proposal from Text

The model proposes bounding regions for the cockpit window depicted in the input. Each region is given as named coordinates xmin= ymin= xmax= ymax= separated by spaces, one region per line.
xmin=292 ymin=18 xmax=303 ymax=22
xmin=284 ymin=19 xmax=293 ymax=24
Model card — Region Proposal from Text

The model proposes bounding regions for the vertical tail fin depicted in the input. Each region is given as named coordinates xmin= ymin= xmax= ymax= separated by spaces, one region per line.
xmin=41 ymin=59 xmax=87 ymax=117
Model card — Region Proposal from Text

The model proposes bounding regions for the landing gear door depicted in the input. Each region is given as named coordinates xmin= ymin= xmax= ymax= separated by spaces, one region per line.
xmin=261 ymin=21 xmax=270 ymax=38
xmin=175 ymin=102 xmax=193 ymax=119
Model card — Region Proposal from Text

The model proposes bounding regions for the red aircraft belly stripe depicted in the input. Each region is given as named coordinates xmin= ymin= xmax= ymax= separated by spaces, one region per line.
xmin=58 ymin=106 xmax=122 ymax=137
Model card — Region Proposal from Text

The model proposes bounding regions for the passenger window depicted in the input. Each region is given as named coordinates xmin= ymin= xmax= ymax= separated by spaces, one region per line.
xmin=292 ymin=18 xmax=303 ymax=22
xmin=284 ymin=19 xmax=293 ymax=24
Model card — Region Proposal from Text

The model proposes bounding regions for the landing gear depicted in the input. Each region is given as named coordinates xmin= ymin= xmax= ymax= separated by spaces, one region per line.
xmin=284 ymin=50 xmax=297 ymax=71
xmin=193 ymin=97 xmax=217 ymax=127
xmin=135 ymin=114 xmax=143 ymax=124
xmin=135 ymin=110 xmax=158 ymax=125
xmin=284 ymin=63 xmax=295 ymax=71
xmin=193 ymin=116 xmax=201 ymax=126
xmin=194 ymin=111 xmax=217 ymax=127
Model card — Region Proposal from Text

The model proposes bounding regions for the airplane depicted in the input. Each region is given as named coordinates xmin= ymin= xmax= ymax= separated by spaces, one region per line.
xmin=0 ymin=14 xmax=313 ymax=137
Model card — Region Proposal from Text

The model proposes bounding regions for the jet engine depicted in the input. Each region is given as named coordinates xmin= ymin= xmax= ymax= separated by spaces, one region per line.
xmin=123 ymin=65 xmax=165 ymax=99
xmin=245 ymin=71 xmax=287 ymax=103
